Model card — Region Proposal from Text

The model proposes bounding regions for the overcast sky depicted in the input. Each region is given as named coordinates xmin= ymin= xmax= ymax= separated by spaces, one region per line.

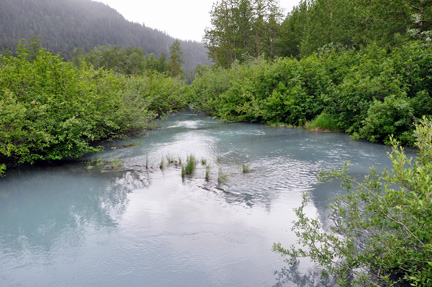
xmin=94 ymin=0 xmax=300 ymax=42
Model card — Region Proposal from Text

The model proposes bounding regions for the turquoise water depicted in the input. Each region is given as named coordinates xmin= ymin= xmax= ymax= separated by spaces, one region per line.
xmin=0 ymin=113 xmax=401 ymax=286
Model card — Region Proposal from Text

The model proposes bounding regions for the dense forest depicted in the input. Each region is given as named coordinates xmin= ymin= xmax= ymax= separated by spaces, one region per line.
xmin=0 ymin=0 xmax=209 ymax=74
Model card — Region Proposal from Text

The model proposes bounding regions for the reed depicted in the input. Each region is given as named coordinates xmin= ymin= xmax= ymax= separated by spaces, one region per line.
xmin=182 ymin=154 xmax=197 ymax=177
xmin=205 ymin=165 xmax=211 ymax=181
xmin=242 ymin=163 xmax=250 ymax=173
xmin=110 ymin=159 xmax=123 ymax=169
xmin=166 ymin=154 xmax=175 ymax=165
xmin=160 ymin=157 xmax=164 ymax=169
xmin=218 ymin=168 xmax=228 ymax=183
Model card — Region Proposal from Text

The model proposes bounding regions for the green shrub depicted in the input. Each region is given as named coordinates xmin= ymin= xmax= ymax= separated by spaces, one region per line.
xmin=306 ymin=112 xmax=340 ymax=131
xmin=0 ymin=43 xmax=187 ymax=175
xmin=359 ymin=95 xmax=415 ymax=145
xmin=189 ymin=42 xmax=430 ymax=147
xmin=274 ymin=117 xmax=432 ymax=286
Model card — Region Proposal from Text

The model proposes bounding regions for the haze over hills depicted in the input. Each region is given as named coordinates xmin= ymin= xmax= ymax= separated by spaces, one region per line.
xmin=0 ymin=0 xmax=210 ymax=73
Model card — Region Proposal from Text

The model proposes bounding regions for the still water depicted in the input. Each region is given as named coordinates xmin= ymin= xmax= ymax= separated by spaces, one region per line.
xmin=0 ymin=113 xmax=400 ymax=286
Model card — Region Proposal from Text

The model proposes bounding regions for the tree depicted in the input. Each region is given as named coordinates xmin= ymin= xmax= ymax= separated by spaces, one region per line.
xmin=299 ymin=0 xmax=356 ymax=56
xmin=353 ymin=0 xmax=431 ymax=45
xmin=169 ymin=40 xmax=184 ymax=77
xmin=204 ymin=0 xmax=282 ymax=68
xmin=252 ymin=0 xmax=283 ymax=59
xmin=276 ymin=0 xmax=309 ymax=58
xmin=204 ymin=0 xmax=251 ymax=68
xmin=274 ymin=117 xmax=432 ymax=286
xmin=27 ymin=36 xmax=43 ymax=61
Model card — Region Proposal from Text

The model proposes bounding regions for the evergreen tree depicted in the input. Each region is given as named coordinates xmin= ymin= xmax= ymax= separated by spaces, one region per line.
xmin=276 ymin=0 xmax=309 ymax=58
xmin=204 ymin=0 xmax=282 ymax=68
xmin=169 ymin=40 xmax=184 ymax=77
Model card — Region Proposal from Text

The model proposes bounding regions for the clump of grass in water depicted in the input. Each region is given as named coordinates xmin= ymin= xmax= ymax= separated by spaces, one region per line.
xmin=96 ymin=158 xmax=105 ymax=166
xmin=86 ymin=158 xmax=109 ymax=171
xmin=160 ymin=157 xmax=164 ymax=169
xmin=201 ymin=158 xmax=207 ymax=165
xmin=145 ymin=154 xmax=149 ymax=169
xmin=166 ymin=154 xmax=175 ymax=165
xmin=182 ymin=154 xmax=197 ymax=177
xmin=86 ymin=160 xmax=96 ymax=170
xmin=242 ymin=163 xmax=250 ymax=173
xmin=110 ymin=158 xmax=122 ymax=169
xmin=218 ymin=168 xmax=228 ymax=183
xmin=205 ymin=165 xmax=211 ymax=181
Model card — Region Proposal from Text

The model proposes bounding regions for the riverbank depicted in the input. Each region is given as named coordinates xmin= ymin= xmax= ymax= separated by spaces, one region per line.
xmin=0 ymin=45 xmax=187 ymax=176
xmin=189 ymin=42 xmax=432 ymax=148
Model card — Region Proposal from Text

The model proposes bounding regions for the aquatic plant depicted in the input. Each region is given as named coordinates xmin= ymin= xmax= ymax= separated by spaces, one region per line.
xmin=218 ymin=168 xmax=228 ymax=183
xmin=205 ymin=165 xmax=211 ymax=181
xmin=96 ymin=158 xmax=105 ymax=166
xmin=160 ymin=157 xmax=164 ymax=169
xmin=85 ymin=163 xmax=95 ymax=171
xmin=109 ymin=159 xmax=122 ymax=169
xmin=85 ymin=158 xmax=103 ymax=171
xmin=242 ymin=163 xmax=250 ymax=173
xmin=166 ymin=154 xmax=175 ymax=165
xmin=182 ymin=154 xmax=197 ymax=177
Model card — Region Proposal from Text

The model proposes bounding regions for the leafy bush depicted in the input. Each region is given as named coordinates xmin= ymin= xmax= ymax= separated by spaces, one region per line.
xmin=274 ymin=117 xmax=432 ymax=286
xmin=359 ymin=95 xmax=415 ymax=145
xmin=190 ymin=42 xmax=432 ymax=146
xmin=0 ymin=43 xmax=187 ymax=174
xmin=306 ymin=112 xmax=340 ymax=131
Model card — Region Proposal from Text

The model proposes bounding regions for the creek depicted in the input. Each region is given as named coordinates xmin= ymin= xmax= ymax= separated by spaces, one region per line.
xmin=0 ymin=113 xmax=403 ymax=286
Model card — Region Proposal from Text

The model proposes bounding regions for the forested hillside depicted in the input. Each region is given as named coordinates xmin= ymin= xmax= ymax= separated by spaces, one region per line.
xmin=0 ymin=0 xmax=209 ymax=73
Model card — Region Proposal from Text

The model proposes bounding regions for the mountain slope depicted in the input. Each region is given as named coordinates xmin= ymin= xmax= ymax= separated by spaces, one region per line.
xmin=0 ymin=0 xmax=209 ymax=73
